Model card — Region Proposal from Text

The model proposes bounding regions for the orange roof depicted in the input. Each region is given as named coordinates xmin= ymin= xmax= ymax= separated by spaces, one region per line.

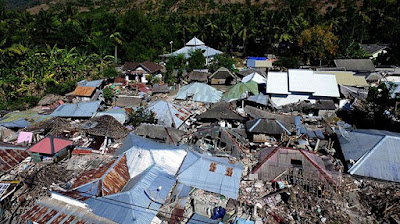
xmin=71 ymin=86 xmax=96 ymax=97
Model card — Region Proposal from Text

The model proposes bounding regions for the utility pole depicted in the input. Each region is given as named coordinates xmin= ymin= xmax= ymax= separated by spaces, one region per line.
xmin=169 ymin=41 xmax=173 ymax=54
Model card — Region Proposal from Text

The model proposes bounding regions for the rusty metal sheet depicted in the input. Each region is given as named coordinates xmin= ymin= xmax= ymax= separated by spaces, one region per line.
xmin=5 ymin=149 xmax=25 ymax=162
xmin=0 ymin=150 xmax=18 ymax=167
xmin=49 ymin=213 xmax=67 ymax=224
xmin=0 ymin=159 xmax=11 ymax=172
xmin=37 ymin=209 xmax=57 ymax=224
xmin=72 ymin=160 xmax=115 ymax=189
xmin=102 ymin=155 xmax=130 ymax=196
xmin=17 ymin=149 xmax=30 ymax=158
xmin=63 ymin=215 xmax=76 ymax=224
xmin=21 ymin=205 xmax=40 ymax=220
xmin=72 ymin=86 xmax=96 ymax=97
xmin=30 ymin=206 xmax=48 ymax=222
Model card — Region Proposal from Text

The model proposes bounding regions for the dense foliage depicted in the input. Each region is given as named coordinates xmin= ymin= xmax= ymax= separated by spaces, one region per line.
xmin=1 ymin=0 xmax=400 ymax=109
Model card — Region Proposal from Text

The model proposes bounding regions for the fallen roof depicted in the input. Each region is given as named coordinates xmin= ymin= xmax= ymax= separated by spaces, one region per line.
xmin=0 ymin=144 xmax=29 ymax=173
xmin=175 ymin=82 xmax=222 ymax=103
xmin=116 ymin=133 xmax=187 ymax=179
xmin=51 ymin=101 xmax=101 ymax=118
xmin=244 ymin=106 xmax=295 ymax=126
xmin=252 ymin=147 xmax=338 ymax=185
xmin=94 ymin=108 xmax=130 ymax=124
xmin=247 ymin=93 xmax=269 ymax=106
xmin=21 ymin=197 xmax=116 ymax=224
xmin=246 ymin=118 xmax=291 ymax=135
xmin=38 ymin=94 xmax=63 ymax=106
xmin=177 ymin=151 xmax=243 ymax=199
xmin=134 ymin=123 xmax=185 ymax=145
xmin=83 ymin=115 xmax=130 ymax=139
xmin=70 ymin=154 xmax=130 ymax=198
xmin=334 ymin=59 xmax=375 ymax=71
xmin=270 ymin=94 xmax=314 ymax=108
xmin=222 ymin=81 xmax=259 ymax=101
xmin=27 ymin=136 xmax=72 ymax=155
xmin=148 ymin=100 xmax=191 ymax=128
xmin=85 ymin=166 xmax=175 ymax=224
xmin=266 ymin=72 xmax=290 ymax=94
xmin=0 ymin=110 xmax=48 ymax=128
xmin=197 ymin=102 xmax=244 ymax=121
xmin=71 ymin=86 xmax=96 ymax=97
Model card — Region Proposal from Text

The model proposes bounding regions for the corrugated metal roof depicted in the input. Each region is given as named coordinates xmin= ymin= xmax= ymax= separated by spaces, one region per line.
xmin=21 ymin=197 xmax=116 ymax=224
xmin=242 ymin=72 xmax=266 ymax=84
xmin=175 ymin=82 xmax=222 ymax=103
xmin=78 ymin=79 xmax=104 ymax=88
xmin=148 ymin=100 xmax=191 ymax=128
xmin=187 ymin=213 xmax=220 ymax=224
xmin=312 ymin=73 xmax=340 ymax=97
xmin=116 ymin=133 xmax=187 ymax=179
xmin=197 ymin=102 xmax=244 ymax=121
xmin=288 ymin=69 xmax=315 ymax=93
xmin=85 ymin=166 xmax=176 ymax=224
xmin=51 ymin=101 xmax=101 ymax=118
xmin=247 ymin=93 xmax=269 ymax=106
xmin=94 ymin=108 xmax=129 ymax=124
xmin=246 ymin=118 xmax=291 ymax=135
xmin=334 ymin=59 xmax=375 ymax=71
xmin=71 ymin=86 xmax=96 ymax=97
xmin=349 ymin=135 xmax=400 ymax=182
xmin=266 ymin=72 xmax=289 ymax=94
xmin=177 ymin=151 xmax=243 ymax=199
xmin=336 ymin=129 xmax=389 ymax=161
xmin=71 ymin=155 xmax=130 ymax=197
xmin=315 ymin=71 xmax=368 ymax=87
xmin=0 ymin=146 xmax=29 ymax=173
xmin=270 ymin=94 xmax=314 ymax=108
xmin=27 ymin=136 xmax=72 ymax=155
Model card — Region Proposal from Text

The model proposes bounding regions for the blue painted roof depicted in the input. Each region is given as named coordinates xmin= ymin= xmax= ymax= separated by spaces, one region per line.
xmin=51 ymin=101 xmax=101 ymax=118
xmin=177 ymin=151 xmax=243 ymax=199
xmin=233 ymin=217 xmax=255 ymax=224
xmin=248 ymin=57 xmax=267 ymax=60
xmin=86 ymin=166 xmax=176 ymax=224
xmin=187 ymin=213 xmax=220 ymax=224
xmin=78 ymin=79 xmax=104 ymax=88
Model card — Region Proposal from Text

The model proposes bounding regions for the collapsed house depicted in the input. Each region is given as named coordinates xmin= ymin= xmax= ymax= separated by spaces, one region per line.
xmin=175 ymin=82 xmax=222 ymax=103
xmin=246 ymin=118 xmax=291 ymax=142
xmin=196 ymin=102 xmax=245 ymax=128
xmin=186 ymin=70 xmax=210 ymax=83
xmin=0 ymin=143 xmax=29 ymax=174
xmin=251 ymin=147 xmax=340 ymax=185
xmin=134 ymin=123 xmax=185 ymax=145
xmin=147 ymin=100 xmax=191 ymax=129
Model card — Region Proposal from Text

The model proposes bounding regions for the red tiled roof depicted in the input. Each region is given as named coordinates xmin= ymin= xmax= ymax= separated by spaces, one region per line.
xmin=27 ymin=137 xmax=72 ymax=155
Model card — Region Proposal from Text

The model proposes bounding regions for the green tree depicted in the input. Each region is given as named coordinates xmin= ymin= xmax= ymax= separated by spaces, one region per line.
xmin=187 ymin=49 xmax=205 ymax=71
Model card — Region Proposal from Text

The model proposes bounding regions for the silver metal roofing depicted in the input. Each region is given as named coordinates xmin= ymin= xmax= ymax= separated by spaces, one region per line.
xmin=86 ymin=166 xmax=176 ymax=224
xmin=147 ymin=100 xmax=191 ymax=128
xmin=175 ymin=82 xmax=222 ymax=103
xmin=78 ymin=79 xmax=104 ymax=88
xmin=116 ymin=133 xmax=187 ymax=179
xmin=288 ymin=69 xmax=315 ymax=93
xmin=51 ymin=101 xmax=101 ymax=118
xmin=247 ymin=93 xmax=269 ymax=106
xmin=337 ymin=129 xmax=400 ymax=182
xmin=334 ymin=59 xmax=375 ymax=71
xmin=177 ymin=151 xmax=243 ymax=199
xmin=162 ymin=37 xmax=222 ymax=59
xmin=313 ymin=73 xmax=340 ymax=97
xmin=266 ymin=72 xmax=289 ymax=94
